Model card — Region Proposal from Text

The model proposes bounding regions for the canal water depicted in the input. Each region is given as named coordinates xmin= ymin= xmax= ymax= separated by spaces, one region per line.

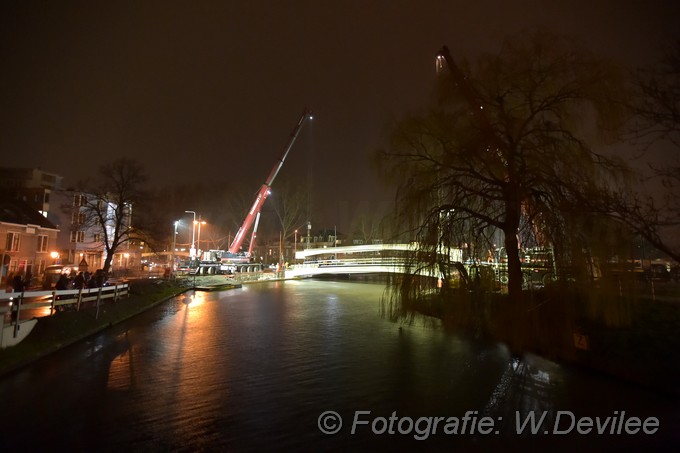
xmin=0 ymin=280 xmax=678 ymax=451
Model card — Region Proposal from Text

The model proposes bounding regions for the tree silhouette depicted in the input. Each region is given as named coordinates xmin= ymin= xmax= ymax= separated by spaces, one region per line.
xmin=269 ymin=175 xmax=309 ymax=245
xmin=609 ymin=40 xmax=680 ymax=263
xmin=378 ymin=31 xmax=631 ymax=303
xmin=73 ymin=158 xmax=149 ymax=274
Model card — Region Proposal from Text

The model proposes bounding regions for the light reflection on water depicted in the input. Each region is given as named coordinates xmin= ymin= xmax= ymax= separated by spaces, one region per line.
xmin=0 ymin=280 xmax=678 ymax=451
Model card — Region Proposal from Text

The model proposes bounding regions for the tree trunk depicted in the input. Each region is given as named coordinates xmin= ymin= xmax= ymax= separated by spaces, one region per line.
xmin=504 ymin=225 xmax=522 ymax=302
xmin=504 ymin=188 xmax=523 ymax=304
xmin=102 ymin=252 xmax=113 ymax=275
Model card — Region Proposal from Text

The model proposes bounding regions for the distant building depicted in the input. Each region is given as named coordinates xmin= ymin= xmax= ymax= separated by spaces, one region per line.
xmin=251 ymin=228 xmax=345 ymax=266
xmin=0 ymin=167 xmax=63 ymax=218
xmin=0 ymin=197 xmax=59 ymax=283
xmin=53 ymin=189 xmax=134 ymax=273
xmin=0 ymin=167 xmax=134 ymax=274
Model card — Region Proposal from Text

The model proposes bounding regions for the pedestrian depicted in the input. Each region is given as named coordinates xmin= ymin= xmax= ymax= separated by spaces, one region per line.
xmin=12 ymin=271 xmax=25 ymax=293
xmin=95 ymin=269 xmax=105 ymax=287
xmin=73 ymin=272 xmax=86 ymax=289
xmin=55 ymin=274 xmax=70 ymax=290
xmin=24 ymin=268 xmax=33 ymax=289
xmin=4 ymin=272 xmax=14 ymax=292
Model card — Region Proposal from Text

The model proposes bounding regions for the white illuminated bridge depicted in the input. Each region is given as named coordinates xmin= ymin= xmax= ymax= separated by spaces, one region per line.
xmin=284 ymin=243 xmax=462 ymax=279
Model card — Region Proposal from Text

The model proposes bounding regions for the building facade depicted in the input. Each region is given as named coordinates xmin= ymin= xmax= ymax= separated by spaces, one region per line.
xmin=0 ymin=167 xmax=135 ymax=276
xmin=0 ymin=198 xmax=59 ymax=283
xmin=52 ymin=189 xmax=134 ymax=273
xmin=0 ymin=167 xmax=63 ymax=218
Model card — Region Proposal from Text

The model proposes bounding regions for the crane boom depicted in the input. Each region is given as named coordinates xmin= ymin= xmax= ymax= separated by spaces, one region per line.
xmin=436 ymin=46 xmax=501 ymax=147
xmin=228 ymin=109 xmax=312 ymax=255
xmin=437 ymin=46 xmax=547 ymax=263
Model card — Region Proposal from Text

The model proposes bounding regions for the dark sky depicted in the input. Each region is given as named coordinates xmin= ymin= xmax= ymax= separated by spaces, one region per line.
xmin=1 ymin=0 xmax=679 ymax=229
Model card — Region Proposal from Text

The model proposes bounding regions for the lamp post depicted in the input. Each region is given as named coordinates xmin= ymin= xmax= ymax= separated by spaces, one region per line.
xmin=294 ymin=229 xmax=298 ymax=259
xmin=171 ymin=220 xmax=178 ymax=272
xmin=185 ymin=210 xmax=196 ymax=258
xmin=307 ymin=221 xmax=311 ymax=249
xmin=196 ymin=216 xmax=207 ymax=257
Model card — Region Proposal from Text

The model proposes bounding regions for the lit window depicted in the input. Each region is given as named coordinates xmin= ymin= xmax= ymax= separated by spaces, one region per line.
xmin=70 ymin=231 xmax=85 ymax=243
xmin=37 ymin=235 xmax=48 ymax=252
xmin=6 ymin=232 xmax=20 ymax=251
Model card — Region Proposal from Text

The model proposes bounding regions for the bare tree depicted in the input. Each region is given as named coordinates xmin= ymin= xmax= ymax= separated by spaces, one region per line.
xmin=74 ymin=158 xmax=149 ymax=274
xmin=349 ymin=207 xmax=396 ymax=244
xmin=633 ymin=39 xmax=680 ymax=147
xmin=351 ymin=214 xmax=380 ymax=244
xmin=378 ymin=31 xmax=631 ymax=303
xmin=608 ymin=39 xmax=680 ymax=263
xmin=269 ymin=175 xmax=309 ymax=244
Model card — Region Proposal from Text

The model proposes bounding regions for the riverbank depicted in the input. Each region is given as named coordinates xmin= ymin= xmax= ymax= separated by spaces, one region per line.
xmin=389 ymin=283 xmax=680 ymax=397
xmin=0 ymin=277 xmax=207 ymax=377
xmin=0 ymin=273 xmax=298 ymax=377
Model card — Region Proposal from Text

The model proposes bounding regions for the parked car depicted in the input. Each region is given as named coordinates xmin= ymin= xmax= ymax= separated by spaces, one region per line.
xmin=42 ymin=265 xmax=77 ymax=289
xmin=646 ymin=263 xmax=671 ymax=282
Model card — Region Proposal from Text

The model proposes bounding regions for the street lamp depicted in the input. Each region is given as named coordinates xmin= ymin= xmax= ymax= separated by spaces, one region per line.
xmin=307 ymin=221 xmax=311 ymax=249
xmin=185 ymin=210 xmax=196 ymax=258
xmin=294 ymin=230 xmax=298 ymax=257
xmin=171 ymin=220 xmax=178 ymax=272
xmin=196 ymin=216 xmax=207 ymax=257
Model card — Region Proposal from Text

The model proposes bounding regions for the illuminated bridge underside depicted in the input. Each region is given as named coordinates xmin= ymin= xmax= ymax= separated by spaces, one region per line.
xmin=294 ymin=243 xmax=416 ymax=260
xmin=286 ymin=244 xmax=462 ymax=279
xmin=285 ymin=262 xmax=408 ymax=278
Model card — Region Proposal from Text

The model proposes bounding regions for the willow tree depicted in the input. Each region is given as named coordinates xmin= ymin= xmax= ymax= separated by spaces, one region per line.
xmin=612 ymin=39 xmax=680 ymax=263
xmin=633 ymin=38 xmax=680 ymax=148
xmin=378 ymin=31 xmax=631 ymax=304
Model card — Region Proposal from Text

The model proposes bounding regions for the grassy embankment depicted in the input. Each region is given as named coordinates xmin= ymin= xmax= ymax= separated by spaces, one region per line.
xmin=0 ymin=278 xmax=187 ymax=377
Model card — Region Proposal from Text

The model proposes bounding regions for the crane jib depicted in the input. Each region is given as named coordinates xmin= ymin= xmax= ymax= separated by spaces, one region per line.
xmin=264 ymin=109 xmax=311 ymax=187
xmin=227 ymin=109 xmax=312 ymax=255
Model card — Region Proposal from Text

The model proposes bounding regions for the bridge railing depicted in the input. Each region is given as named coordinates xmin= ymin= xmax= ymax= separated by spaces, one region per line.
xmin=0 ymin=284 xmax=130 ymax=322
xmin=298 ymin=257 xmax=407 ymax=267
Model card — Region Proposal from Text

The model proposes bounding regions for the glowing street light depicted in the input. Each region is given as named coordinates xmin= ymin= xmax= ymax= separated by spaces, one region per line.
xmin=307 ymin=221 xmax=311 ymax=249
xmin=185 ymin=210 xmax=196 ymax=257
xmin=196 ymin=216 xmax=207 ymax=256
xmin=171 ymin=220 xmax=178 ymax=272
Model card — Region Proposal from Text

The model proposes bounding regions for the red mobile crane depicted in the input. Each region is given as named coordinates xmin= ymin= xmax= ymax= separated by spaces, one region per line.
xmin=189 ymin=109 xmax=312 ymax=275
xmin=228 ymin=109 xmax=312 ymax=255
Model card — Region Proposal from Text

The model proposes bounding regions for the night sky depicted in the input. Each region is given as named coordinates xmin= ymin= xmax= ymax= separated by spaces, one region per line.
xmin=1 ymin=0 xmax=679 ymax=228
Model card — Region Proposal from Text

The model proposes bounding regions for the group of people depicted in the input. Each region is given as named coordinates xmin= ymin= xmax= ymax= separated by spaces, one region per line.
xmin=3 ymin=268 xmax=107 ymax=293
xmin=3 ymin=269 xmax=32 ymax=293
xmin=55 ymin=269 xmax=106 ymax=290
